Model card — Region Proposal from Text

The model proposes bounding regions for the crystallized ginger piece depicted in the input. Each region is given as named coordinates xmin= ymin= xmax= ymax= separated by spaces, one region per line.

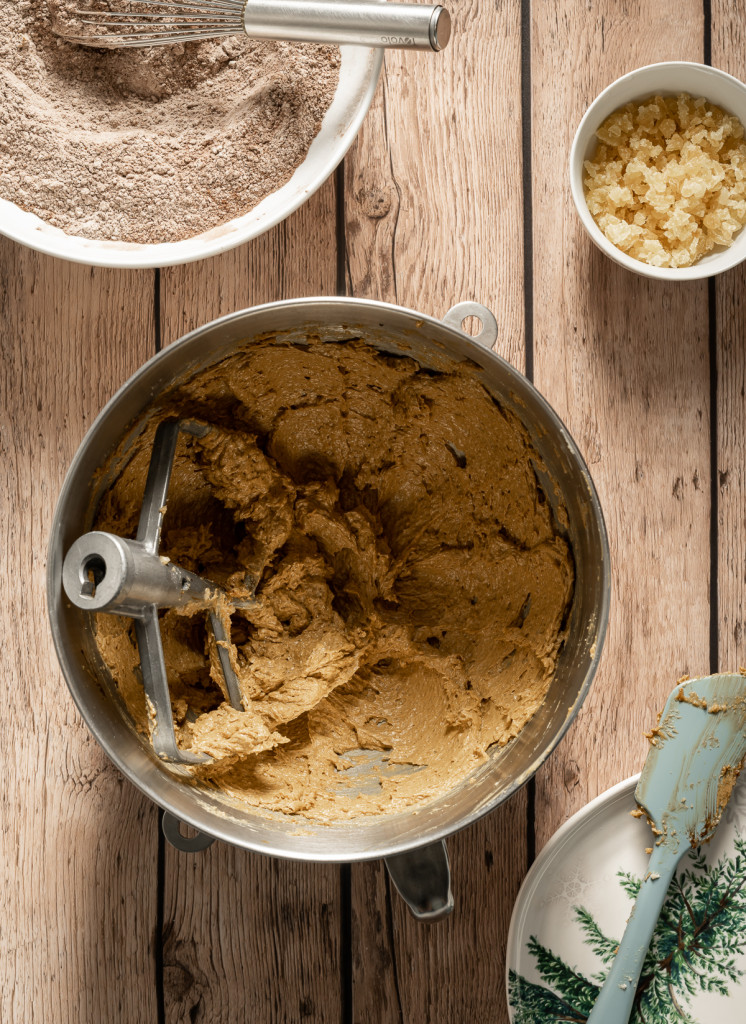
xmin=584 ymin=92 xmax=746 ymax=267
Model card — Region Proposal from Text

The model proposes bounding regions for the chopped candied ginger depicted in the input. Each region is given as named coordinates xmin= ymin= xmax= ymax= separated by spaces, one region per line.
xmin=584 ymin=92 xmax=746 ymax=267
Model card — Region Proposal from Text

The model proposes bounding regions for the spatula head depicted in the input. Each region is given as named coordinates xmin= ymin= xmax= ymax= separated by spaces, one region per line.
xmin=635 ymin=673 xmax=746 ymax=854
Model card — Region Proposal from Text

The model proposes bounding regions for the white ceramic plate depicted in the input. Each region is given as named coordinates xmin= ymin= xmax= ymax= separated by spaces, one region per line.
xmin=0 ymin=45 xmax=382 ymax=269
xmin=506 ymin=774 xmax=746 ymax=1023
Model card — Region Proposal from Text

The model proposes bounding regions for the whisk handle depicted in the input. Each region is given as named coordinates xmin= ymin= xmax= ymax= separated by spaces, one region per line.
xmin=243 ymin=0 xmax=451 ymax=51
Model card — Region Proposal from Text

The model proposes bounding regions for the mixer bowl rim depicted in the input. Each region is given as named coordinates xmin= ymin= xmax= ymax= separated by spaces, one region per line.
xmin=47 ymin=296 xmax=611 ymax=861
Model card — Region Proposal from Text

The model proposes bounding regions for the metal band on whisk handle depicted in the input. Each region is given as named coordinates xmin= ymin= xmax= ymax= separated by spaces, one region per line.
xmin=241 ymin=0 xmax=451 ymax=50
xmin=69 ymin=0 xmax=451 ymax=51
xmin=62 ymin=419 xmax=248 ymax=765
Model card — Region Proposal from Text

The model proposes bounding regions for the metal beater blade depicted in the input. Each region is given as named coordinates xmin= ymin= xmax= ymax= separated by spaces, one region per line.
xmin=62 ymin=418 xmax=249 ymax=765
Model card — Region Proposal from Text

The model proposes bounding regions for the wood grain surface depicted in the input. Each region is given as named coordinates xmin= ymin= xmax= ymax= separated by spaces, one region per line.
xmin=159 ymin=183 xmax=345 ymax=1024
xmin=0 ymin=247 xmax=158 ymax=1022
xmin=3 ymin=2 xmax=742 ymax=1022
xmin=530 ymin=0 xmax=712 ymax=850
xmin=344 ymin=6 xmax=527 ymax=1019
xmin=713 ymin=3 xmax=746 ymax=675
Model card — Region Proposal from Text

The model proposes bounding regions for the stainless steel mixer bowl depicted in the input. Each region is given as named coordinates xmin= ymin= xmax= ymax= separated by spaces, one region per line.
xmin=47 ymin=298 xmax=610 ymax=871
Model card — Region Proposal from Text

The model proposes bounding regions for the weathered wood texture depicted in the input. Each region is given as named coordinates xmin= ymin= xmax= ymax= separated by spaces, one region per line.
xmin=345 ymin=6 xmax=526 ymax=369
xmin=5 ymin=3 xmax=738 ymax=1022
xmin=161 ymin=843 xmax=342 ymax=1024
xmin=158 ymin=183 xmax=345 ymax=1024
xmin=0 ymin=245 xmax=158 ymax=1023
xmin=349 ymin=806 xmax=528 ymax=1024
xmin=160 ymin=182 xmax=339 ymax=343
xmin=344 ymin=3 xmax=527 ymax=1019
xmin=712 ymin=3 xmax=746 ymax=673
xmin=530 ymin=1 xmax=712 ymax=850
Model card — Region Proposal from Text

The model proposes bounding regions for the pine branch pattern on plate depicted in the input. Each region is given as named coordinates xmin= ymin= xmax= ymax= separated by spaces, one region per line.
xmin=506 ymin=777 xmax=746 ymax=1024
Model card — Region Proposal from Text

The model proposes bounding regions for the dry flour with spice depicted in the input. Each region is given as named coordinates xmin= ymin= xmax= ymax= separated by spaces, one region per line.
xmin=0 ymin=0 xmax=340 ymax=243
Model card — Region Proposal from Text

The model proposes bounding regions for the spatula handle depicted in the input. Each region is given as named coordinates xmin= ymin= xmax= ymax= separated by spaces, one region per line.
xmin=586 ymin=842 xmax=682 ymax=1024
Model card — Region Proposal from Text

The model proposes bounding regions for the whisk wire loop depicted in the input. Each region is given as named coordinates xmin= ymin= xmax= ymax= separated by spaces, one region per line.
xmin=70 ymin=0 xmax=244 ymax=44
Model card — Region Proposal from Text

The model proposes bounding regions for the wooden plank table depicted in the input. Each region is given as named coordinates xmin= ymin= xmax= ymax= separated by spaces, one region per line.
xmin=2 ymin=1 xmax=744 ymax=1020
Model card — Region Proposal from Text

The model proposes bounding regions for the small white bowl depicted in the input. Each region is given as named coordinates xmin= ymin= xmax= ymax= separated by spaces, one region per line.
xmin=0 ymin=45 xmax=381 ymax=270
xmin=570 ymin=61 xmax=746 ymax=281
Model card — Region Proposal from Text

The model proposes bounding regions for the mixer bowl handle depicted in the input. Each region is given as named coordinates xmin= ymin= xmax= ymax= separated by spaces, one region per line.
xmin=442 ymin=301 xmax=498 ymax=350
xmin=162 ymin=811 xmax=217 ymax=853
xmin=385 ymin=840 xmax=454 ymax=922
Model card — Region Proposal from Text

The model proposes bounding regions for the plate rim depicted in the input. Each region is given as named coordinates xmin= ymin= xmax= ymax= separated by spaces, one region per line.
xmin=505 ymin=770 xmax=746 ymax=1019
xmin=505 ymin=773 xmax=641 ymax=1014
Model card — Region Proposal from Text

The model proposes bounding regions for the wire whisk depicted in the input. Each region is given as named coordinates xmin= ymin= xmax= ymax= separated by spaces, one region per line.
xmin=66 ymin=0 xmax=452 ymax=51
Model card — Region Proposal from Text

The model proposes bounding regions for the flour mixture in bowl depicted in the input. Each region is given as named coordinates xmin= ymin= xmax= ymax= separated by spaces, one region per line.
xmin=0 ymin=0 xmax=339 ymax=243
xmin=93 ymin=338 xmax=575 ymax=821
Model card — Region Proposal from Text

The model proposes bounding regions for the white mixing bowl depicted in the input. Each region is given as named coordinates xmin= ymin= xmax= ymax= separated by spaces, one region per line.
xmin=0 ymin=46 xmax=381 ymax=269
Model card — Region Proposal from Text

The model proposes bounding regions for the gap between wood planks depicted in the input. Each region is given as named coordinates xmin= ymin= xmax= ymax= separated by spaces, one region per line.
xmin=153 ymin=269 xmax=167 ymax=1024
xmin=520 ymin=0 xmax=537 ymax=876
xmin=334 ymin=160 xmax=355 ymax=1024
xmin=703 ymin=0 xmax=720 ymax=681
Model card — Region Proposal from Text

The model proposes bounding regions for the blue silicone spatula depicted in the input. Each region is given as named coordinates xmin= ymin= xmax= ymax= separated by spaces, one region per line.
xmin=586 ymin=673 xmax=746 ymax=1024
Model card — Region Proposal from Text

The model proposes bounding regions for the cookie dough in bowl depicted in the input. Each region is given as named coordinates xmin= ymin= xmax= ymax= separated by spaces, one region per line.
xmin=93 ymin=338 xmax=575 ymax=822
xmin=48 ymin=299 xmax=609 ymax=861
